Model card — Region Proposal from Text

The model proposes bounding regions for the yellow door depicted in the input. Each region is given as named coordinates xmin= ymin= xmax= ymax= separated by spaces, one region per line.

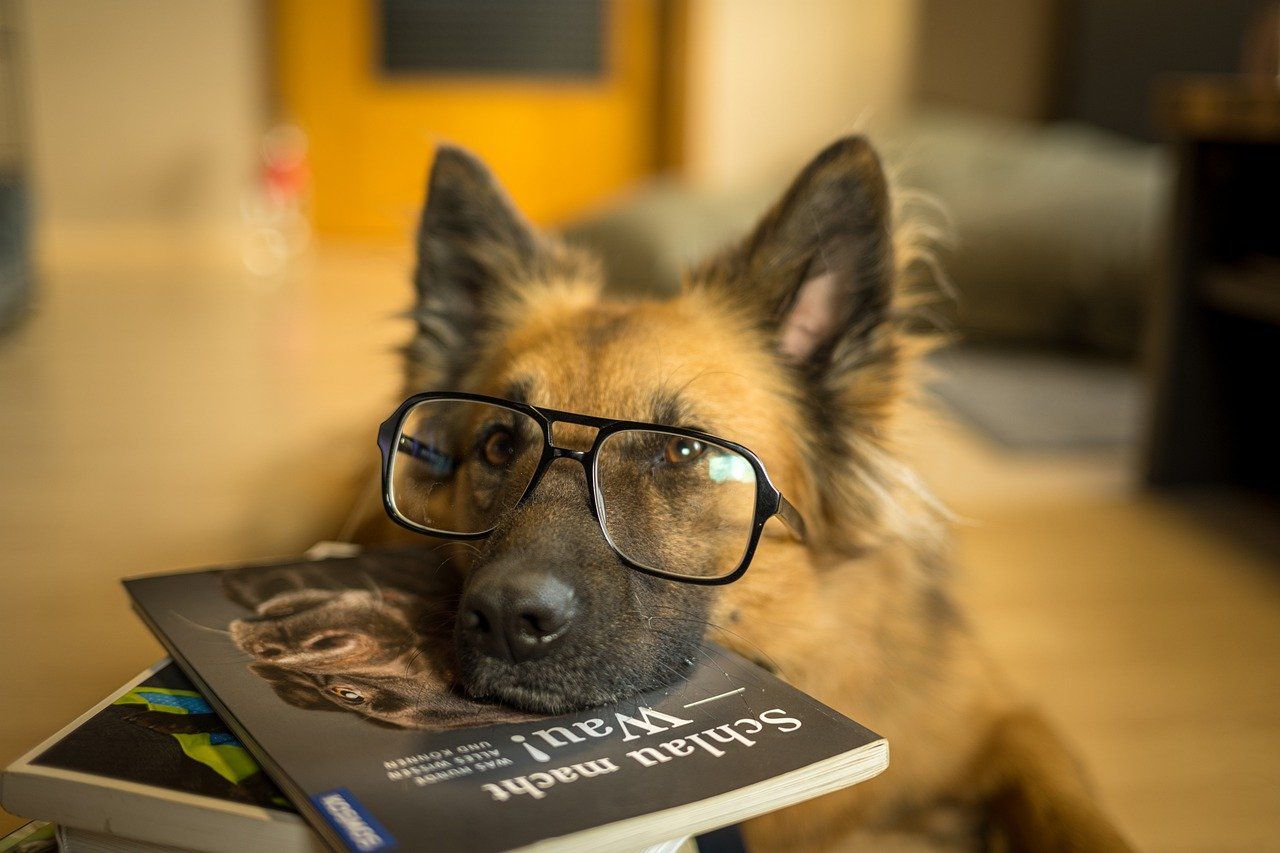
xmin=274 ymin=0 xmax=662 ymax=237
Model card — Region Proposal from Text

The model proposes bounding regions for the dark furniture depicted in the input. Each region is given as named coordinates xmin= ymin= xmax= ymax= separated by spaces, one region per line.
xmin=1143 ymin=78 xmax=1280 ymax=496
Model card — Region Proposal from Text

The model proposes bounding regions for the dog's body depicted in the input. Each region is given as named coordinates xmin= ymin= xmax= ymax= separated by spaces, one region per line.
xmin=350 ymin=139 xmax=1132 ymax=851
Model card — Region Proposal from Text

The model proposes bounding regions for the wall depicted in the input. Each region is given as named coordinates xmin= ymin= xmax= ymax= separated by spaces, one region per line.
xmin=13 ymin=1 xmax=928 ymax=253
xmin=681 ymin=0 xmax=921 ymax=189
xmin=19 ymin=0 xmax=264 ymax=266
xmin=911 ymin=0 xmax=1058 ymax=121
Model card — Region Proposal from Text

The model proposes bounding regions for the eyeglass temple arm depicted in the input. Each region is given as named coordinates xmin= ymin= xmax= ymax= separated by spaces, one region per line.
xmin=775 ymin=495 xmax=808 ymax=543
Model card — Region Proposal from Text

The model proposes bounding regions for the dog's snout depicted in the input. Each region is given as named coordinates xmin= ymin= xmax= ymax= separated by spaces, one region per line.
xmin=460 ymin=571 xmax=577 ymax=664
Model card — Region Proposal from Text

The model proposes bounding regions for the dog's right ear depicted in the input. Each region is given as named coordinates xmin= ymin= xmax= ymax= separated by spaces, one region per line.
xmin=408 ymin=145 xmax=592 ymax=390
xmin=687 ymin=137 xmax=921 ymax=553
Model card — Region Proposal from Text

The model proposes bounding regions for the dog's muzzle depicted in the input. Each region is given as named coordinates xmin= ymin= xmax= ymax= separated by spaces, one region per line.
xmin=458 ymin=562 xmax=578 ymax=664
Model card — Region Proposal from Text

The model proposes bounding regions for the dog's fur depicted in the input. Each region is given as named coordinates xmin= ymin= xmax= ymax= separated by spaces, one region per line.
xmin=352 ymin=139 xmax=1133 ymax=850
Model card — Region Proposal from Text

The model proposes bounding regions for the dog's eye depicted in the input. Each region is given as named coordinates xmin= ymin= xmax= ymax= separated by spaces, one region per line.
xmin=481 ymin=427 xmax=516 ymax=467
xmin=330 ymin=686 xmax=365 ymax=705
xmin=664 ymin=436 xmax=706 ymax=465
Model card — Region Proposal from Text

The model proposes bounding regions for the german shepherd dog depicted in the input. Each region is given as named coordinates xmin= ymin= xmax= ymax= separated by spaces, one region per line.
xmin=353 ymin=138 xmax=1133 ymax=850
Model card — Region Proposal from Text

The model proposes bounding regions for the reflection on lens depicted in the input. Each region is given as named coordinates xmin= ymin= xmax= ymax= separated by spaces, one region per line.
xmin=597 ymin=429 xmax=757 ymax=579
xmin=389 ymin=400 xmax=541 ymax=534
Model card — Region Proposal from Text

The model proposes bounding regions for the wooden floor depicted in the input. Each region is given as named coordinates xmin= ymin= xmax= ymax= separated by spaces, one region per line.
xmin=2 ymin=247 xmax=1278 ymax=850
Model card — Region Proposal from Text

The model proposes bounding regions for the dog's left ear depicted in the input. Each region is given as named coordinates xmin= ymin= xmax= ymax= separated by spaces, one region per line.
xmin=409 ymin=145 xmax=594 ymax=390
xmin=690 ymin=136 xmax=894 ymax=371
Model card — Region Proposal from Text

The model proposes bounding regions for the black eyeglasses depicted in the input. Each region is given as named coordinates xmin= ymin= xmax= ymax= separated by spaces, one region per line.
xmin=377 ymin=391 xmax=807 ymax=585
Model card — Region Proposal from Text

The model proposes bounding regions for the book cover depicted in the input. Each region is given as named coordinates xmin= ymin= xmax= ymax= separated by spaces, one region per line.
xmin=0 ymin=661 xmax=321 ymax=853
xmin=0 ymin=821 xmax=55 ymax=853
xmin=125 ymin=547 xmax=888 ymax=852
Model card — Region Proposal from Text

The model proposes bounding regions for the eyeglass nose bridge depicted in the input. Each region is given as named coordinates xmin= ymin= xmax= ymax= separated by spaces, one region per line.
xmin=543 ymin=410 xmax=604 ymax=453
xmin=517 ymin=439 xmax=603 ymax=523
xmin=548 ymin=446 xmax=589 ymax=464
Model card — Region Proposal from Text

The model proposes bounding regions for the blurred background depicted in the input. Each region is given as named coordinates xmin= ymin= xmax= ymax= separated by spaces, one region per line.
xmin=1 ymin=1 xmax=1278 ymax=848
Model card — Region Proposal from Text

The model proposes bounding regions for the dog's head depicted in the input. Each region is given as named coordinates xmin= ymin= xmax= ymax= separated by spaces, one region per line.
xmin=405 ymin=138 xmax=936 ymax=713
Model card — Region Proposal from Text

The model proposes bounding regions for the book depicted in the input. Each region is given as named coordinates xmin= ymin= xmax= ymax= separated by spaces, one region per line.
xmin=0 ymin=660 xmax=323 ymax=853
xmin=50 ymin=830 xmax=698 ymax=853
xmin=0 ymin=547 xmax=697 ymax=853
xmin=0 ymin=820 xmax=55 ymax=852
xmin=121 ymin=546 xmax=888 ymax=852
xmin=56 ymin=825 xmax=254 ymax=853
xmin=0 ymin=661 xmax=690 ymax=853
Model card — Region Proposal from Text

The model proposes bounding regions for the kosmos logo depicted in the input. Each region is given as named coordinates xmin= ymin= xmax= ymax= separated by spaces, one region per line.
xmin=314 ymin=788 xmax=396 ymax=851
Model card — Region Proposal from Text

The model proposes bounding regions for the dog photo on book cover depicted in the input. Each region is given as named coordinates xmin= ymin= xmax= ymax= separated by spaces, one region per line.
xmin=221 ymin=556 xmax=533 ymax=731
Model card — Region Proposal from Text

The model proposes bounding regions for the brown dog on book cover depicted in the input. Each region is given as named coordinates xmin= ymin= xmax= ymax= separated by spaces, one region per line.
xmin=346 ymin=138 xmax=1134 ymax=852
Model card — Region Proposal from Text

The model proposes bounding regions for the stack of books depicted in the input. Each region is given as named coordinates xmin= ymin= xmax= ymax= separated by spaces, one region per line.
xmin=2 ymin=547 xmax=888 ymax=851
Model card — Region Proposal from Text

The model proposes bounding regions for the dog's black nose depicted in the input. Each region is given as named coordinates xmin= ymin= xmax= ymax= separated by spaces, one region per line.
xmin=460 ymin=571 xmax=576 ymax=663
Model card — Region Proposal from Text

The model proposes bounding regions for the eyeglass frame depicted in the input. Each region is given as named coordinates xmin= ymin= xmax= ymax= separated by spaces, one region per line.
xmin=377 ymin=391 xmax=808 ymax=586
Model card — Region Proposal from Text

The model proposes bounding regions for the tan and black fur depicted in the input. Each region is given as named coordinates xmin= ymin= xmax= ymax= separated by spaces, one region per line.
xmin=354 ymin=139 xmax=1133 ymax=851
